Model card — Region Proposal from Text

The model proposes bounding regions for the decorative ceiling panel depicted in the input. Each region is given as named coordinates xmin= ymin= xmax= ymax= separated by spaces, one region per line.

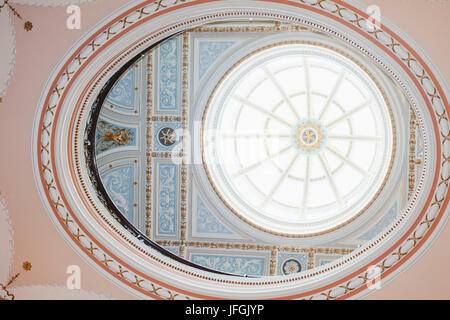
xmin=95 ymin=119 xmax=137 ymax=155
xmin=197 ymin=40 xmax=237 ymax=80
xmin=100 ymin=160 xmax=137 ymax=224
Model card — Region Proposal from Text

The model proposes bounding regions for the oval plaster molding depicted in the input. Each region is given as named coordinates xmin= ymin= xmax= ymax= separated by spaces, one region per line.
xmin=32 ymin=0 xmax=449 ymax=300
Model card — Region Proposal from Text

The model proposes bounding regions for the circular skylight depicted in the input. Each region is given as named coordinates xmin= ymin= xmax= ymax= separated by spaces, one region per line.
xmin=203 ymin=43 xmax=394 ymax=236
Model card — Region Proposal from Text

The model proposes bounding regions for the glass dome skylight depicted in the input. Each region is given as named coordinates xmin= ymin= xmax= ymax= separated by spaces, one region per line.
xmin=203 ymin=43 xmax=394 ymax=236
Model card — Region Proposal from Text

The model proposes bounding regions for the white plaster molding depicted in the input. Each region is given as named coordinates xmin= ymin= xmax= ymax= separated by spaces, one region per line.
xmin=0 ymin=8 xmax=16 ymax=101
xmin=0 ymin=194 xmax=15 ymax=285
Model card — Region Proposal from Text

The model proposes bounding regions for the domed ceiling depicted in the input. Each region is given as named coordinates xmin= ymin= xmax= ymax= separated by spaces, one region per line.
xmin=88 ymin=20 xmax=417 ymax=277
xmin=32 ymin=0 xmax=449 ymax=299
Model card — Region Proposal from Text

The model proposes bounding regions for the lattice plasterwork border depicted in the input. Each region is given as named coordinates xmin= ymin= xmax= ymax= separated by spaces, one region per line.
xmin=180 ymin=31 xmax=190 ymax=259
xmin=32 ymin=0 xmax=449 ymax=300
xmin=189 ymin=22 xmax=310 ymax=33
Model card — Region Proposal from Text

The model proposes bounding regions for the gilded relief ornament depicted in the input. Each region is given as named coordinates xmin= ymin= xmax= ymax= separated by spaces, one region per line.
xmin=24 ymin=20 xmax=32 ymax=31
xmin=158 ymin=127 xmax=177 ymax=147
xmin=95 ymin=120 xmax=135 ymax=153
xmin=281 ymin=258 xmax=302 ymax=275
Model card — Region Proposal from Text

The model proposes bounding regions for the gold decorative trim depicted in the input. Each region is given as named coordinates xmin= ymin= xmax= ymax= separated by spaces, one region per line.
xmin=189 ymin=21 xmax=310 ymax=33
xmin=270 ymin=250 xmax=277 ymax=276
xmin=145 ymin=53 xmax=153 ymax=237
xmin=155 ymin=240 xmax=354 ymax=276
xmin=95 ymin=120 xmax=135 ymax=153
xmin=179 ymin=32 xmax=190 ymax=258
xmin=156 ymin=240 xmax=353 ymax=255
xmin=408 ymin=107 xmax=422 ymax=199
xmin=156 ymin=240 xmax=353 ymax=272
xmin=308 ymin=251 xmax=315 ymax=270
xmin=201 ymin=40 xmax=397 ymax=238
xmin=151 ymin=152 xmax=184 ymax=158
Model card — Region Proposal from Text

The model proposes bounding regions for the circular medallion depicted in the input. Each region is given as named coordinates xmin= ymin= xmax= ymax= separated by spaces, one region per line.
xmin=157 ymin=127 xmax=177 ymax=147
xmin=291 ymin=118 xmax=327 ymax=155
xmin=281 ymin=258 xmax=303 ymax=275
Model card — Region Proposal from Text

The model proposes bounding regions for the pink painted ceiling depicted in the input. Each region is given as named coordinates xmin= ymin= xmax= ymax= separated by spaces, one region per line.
xmin=0 ymin=0 xmax=448 ymax=299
